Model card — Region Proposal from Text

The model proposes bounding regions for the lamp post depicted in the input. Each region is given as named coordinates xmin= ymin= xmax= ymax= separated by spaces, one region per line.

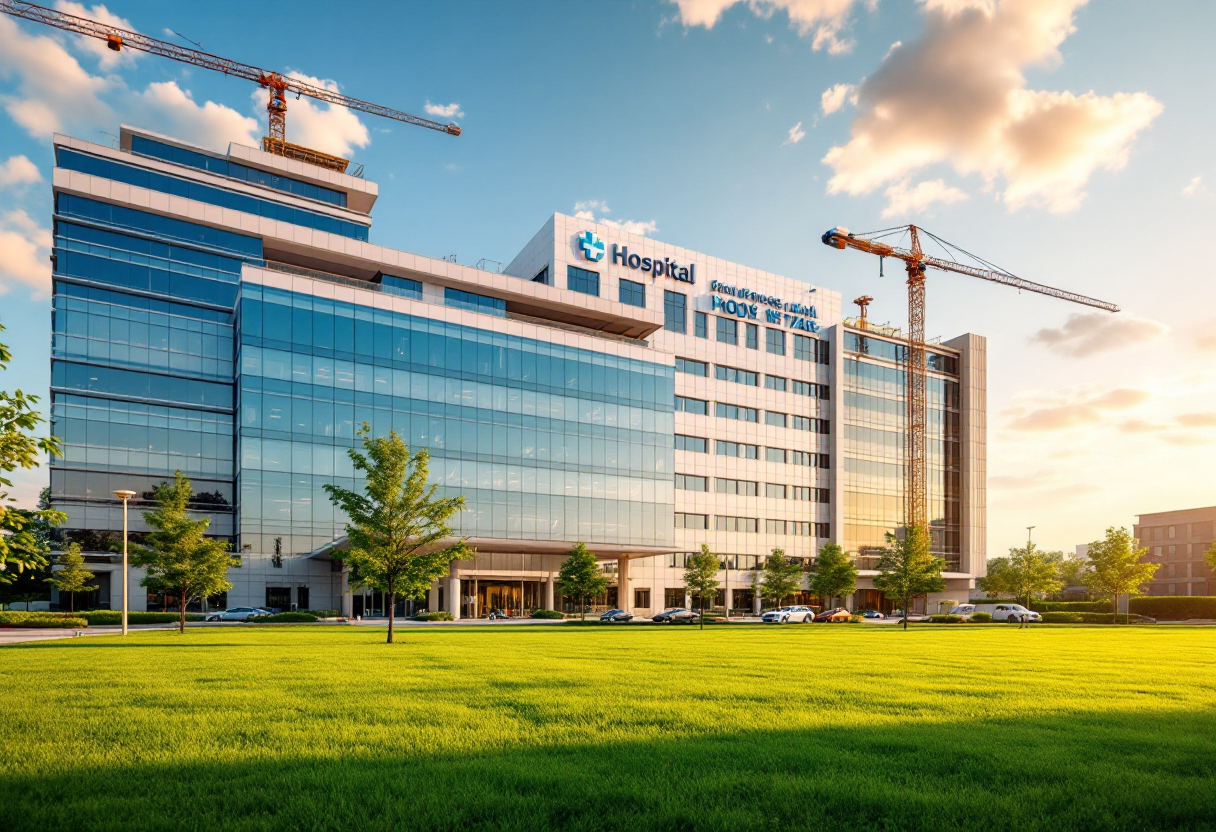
xmin=1023 ymin=525 xmax=1036 ymax=629
xmin=114 ymin=490 xmax=136 ymax=636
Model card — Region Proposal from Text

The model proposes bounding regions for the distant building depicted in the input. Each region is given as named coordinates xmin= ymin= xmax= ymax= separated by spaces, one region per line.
xmin=1134 ymin=507 xmax=1215 ymax=596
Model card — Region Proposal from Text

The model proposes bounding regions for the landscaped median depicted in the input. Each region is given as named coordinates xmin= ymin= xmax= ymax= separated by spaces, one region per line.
xmin=0 ymin=611 xmax=88 ymax=629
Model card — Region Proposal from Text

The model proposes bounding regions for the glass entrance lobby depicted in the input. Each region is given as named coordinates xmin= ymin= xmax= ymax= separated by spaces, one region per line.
xmin=463 ymin=579 xmax=545 ymax=619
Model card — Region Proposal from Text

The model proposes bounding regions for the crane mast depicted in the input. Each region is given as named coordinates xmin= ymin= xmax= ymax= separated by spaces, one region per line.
xmin=0 ymin=0 xmax=460 ymax=169
xmin=823 ymin=224 xmax=1119 ymax=540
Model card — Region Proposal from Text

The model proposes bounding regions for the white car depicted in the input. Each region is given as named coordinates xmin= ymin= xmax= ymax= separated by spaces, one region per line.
xmin=213 ymin=607 xmax=268 ymax=622
xmin=952 ymin=603 xmax=1042 ymax=623
xmin=762 ymin=606 xmax=815 ymax=624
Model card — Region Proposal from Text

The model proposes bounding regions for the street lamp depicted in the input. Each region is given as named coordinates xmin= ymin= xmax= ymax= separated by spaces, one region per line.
xmin=114 ymin=490 xmax=136 ymax=636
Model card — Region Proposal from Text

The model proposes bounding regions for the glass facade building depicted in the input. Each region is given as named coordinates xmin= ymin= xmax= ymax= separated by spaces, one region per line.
xmin=47 ymin=126 xmax=986 ymax=618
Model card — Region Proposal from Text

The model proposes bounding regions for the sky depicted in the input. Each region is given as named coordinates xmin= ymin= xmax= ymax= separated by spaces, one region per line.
xmin=0 ymin=0 xmax=1213 ymax=558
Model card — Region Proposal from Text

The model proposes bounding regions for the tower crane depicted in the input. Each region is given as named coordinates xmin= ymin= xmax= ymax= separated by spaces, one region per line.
xmin=822 ymin=224 xmax=1119 ymax=535
xmin=0 ymin=1 xmax=460 ymax=172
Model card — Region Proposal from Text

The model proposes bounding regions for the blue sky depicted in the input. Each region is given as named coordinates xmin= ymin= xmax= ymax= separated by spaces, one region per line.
xmin=1 ymin=0 xmax=1213 ymax=555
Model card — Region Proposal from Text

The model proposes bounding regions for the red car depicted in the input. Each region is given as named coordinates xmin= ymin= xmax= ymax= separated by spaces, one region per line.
xmin=813 ymin=607 xmax=852 ymax=622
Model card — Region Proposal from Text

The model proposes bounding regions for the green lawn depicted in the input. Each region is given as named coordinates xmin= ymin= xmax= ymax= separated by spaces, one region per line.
xmin=2 ymin=624 xmax=1214 ymax=831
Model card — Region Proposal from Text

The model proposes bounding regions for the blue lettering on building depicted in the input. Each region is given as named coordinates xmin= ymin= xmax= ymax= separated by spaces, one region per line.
xmin=708 ymin=281 xmax=819 ymax=332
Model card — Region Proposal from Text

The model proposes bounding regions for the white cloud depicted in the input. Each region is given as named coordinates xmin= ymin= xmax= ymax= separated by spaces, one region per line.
xmin=820 ymin=82 xmax=856 ymax=114
xmin=672 ymin=0 xmax=865 ymax=54
xmin=249 ymin=73 xmax=370 ymax=158
xmin=0 ymin=156 xmax=42 ymax=189
xmin=1030 ymin=312 xmax=1167 ymax=358
xmin=53 ymin=2 xmax=139 ymax=69
xmin=0 ymin=210 xmax=52 ymax=297
xmin=139 ymin=82 xmax=259 ymax=151
xmin=1006 ymin=386 xmax=1149 ymax=432
xmin=424 ymin=101 xmax=464 ymax=119
xmin=574 ymin=202 xmax=658 ymax=237
xmin=1182 ymin=176 xmax=1206 ymax=197
xmin=783 ymin=121 xmax=806 ymax=145
xmin=822 ymin=0 xmax=1163 ymax=214
xmin=881 ymin=179 xmax=968 ymax=217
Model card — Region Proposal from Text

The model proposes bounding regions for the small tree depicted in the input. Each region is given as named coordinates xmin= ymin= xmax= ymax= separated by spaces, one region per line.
xmin=1084 ymin=526 xmax=1157 ymax=624
xmin=1049 ymin=551 xmax=1092 ymax=597
xmin=1204 ymin=541 xmax=1216 ymax=582
xmin=132 ymin=472 xmax=239 ymax=633
xmin=1006 ymin=542 xmax=1064 ymax=626
xmin=324 ymin=428 xmax=469 ymax=644
xmin=977 ymin=556 xmax=1015 ymax=599
xmin=760 ymin=548 xmax=803 ymax=609
xmin=45 ymin=542 xmax=96 ymax=613
xmin=874 ymin=525 xmax=946 ymax=630
xmin=683 ymin=544 xmax=720 ymax=630
xmin=808 ymin=542 xmax=857 ymax=609
xmin=556 ymin=542 xmax=609 ymax=622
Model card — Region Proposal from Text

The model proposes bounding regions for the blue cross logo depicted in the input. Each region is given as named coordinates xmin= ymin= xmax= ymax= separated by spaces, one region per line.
xmin=577 ymin=230 xmax=605 ymax=262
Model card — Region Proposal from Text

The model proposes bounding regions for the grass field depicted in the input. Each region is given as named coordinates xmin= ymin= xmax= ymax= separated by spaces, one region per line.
xmin=2 ymin=624 xmax=1214 ymax=832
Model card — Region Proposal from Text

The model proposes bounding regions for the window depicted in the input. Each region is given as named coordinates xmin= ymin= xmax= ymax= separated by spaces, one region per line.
xmin=791 ymin=415 xmax=810 ymax=431
xmin=664 ymin=290 xmax=687 ymax=333
xmin=765 ymin=411 xmax=787 ymax=428
xmin=380 ymin=274 xmax=423 ymax=300
xmin=766 ymin=483 xmax=786 ymax=499
xmin=790 ymin=451 xmax=816 ymax=467
xmin=675 ymin=512 xmax=708 ymax=530
xmin=1169 ymin=526 xmax=1177 ymax=538
xmin=795 ymin=334 xmax=829 ymax=364
xmin=815 ymin=522 xmax=831 ymax=538
xmin=819 ymin=419 xmax=831 ymax=435
xmin=619 ymin=278 xmax=646 ymax=308
xmin=766 ymin=447 xmax=787 ymax=463
xmin=716 ymin=478 xmax=758 ymax=496
xmin=676 ymin=357 xmax=708 ymax=377
xmin=818 ymin=453 xmax=830 ymax=467
xmin=715 ymin=366 xmax=758 ymax=386
xmin=675 ymin=395 xmax=708 ymax=415
xmin=633 ymin=588 xmax=651 ymax=608
xmin=716 ymin=516 xmax=758 ymax=533
xmin=716 ymin=403 xmax=758 ymax=422
xmin=675 ymin=434 xmax=708 ymax=453
xmin=767 ymin=520 xmax=811 ymax=536
xmin=58 ymin=195 xmax=262 ymax=259
xmin=745 ymin=323 xmax=759 ymax=350
xmin=792 ymin=486 xmax=814 ymax=501
xmin=717 ymin=440 xmax=759 ymax=459
xmin=675 ymin=473 xmax=708 ymax=492
xmin=695 ymin=311 xmax=708 ymax=339
xmin=266 ymin=587 xmax=291 ymax=610
xmin=444 ymin=288 xmax=506 ymax=316
xmin=766 ymin=328 xmax=786 ymax=355
xmin=716 ymin=316 xmax=738 ymax=345
xmin=532 ymin=265 xmax=550 ymax=284
xmin=793 ymin=380 xmax=829 ymax=399
xmin=567 ymin=265 xmax=600 ymax=296
xmin=765 ymin=375 xmax=787 ymax=392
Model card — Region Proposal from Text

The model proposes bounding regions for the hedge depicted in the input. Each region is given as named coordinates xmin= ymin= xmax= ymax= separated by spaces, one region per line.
xmin=304 ymin=609 xmax=341 ymax=619
xmin=1129 ymin=596 xmax=1216 ymax=620
xmin=1032 ymin=601 xmax=1113 ymax=613
xmin=0 ymin=611 xmax=88 ymax=628
xmin=1040 ymin=612 xmax=1155 ymax=625
xmin=81 ymin=611 xmax=205 ymax=625
xmin=530 ymin=609 xmax=564 ymax=620
xmin=927 ymin=614 xmax=968 ymax=624
xmin=969 ymin=612 xmax=992 ymax=622
xmin=411 ymin=611 xmax=454 ymax=622
xmin=250 ymin=612 xmax=318 ymax=623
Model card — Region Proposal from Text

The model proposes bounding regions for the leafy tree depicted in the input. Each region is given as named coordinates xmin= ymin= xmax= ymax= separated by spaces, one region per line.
xmin=683 ymin=544 xmax=720 ymax=630
xmin=808 ymin=542 xmax=858 ymax=609
xmin=324 ymin=428 xmax=469 ymax=644
xmin=874 ymin=525 xmax=946 ymax=630
xmin=556 ymin=542 xmax=609 ymax=622
xmin=1204 ymin=541 xmax=1216 ymax=583
xmin=1005 ymin=542 xmax=1064 ymax=627
xmin=760 ymin=548 xmax=803 ymax=608
xmin=1048 ymin=550 xmax=1092 ymax=596
xmin=1084 ymin=526 xmax=1158 ymax=624
xmin=131 ymin=472 xmax=239 ymax=634
xmin=45 ymin=542 xmax=97 ymax=613
xmin=977 ymin=556 xmax=1015 ymax=598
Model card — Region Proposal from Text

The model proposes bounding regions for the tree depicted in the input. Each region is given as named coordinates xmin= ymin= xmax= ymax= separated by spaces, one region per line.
xmin=45 ymin=542 xmax=97 ymax=613
xmin=873 ymin=525 xmax=946 ymax=630
xmin=760 ymin=549 xmax=803 ymax=609
xmin=1204 ymin=541 xmax=1216 ymax=583
xmin=808 ymin=542 xmax=858 ymax=609
xmin=557 ymin=542 xmax=609 ymax=622
xmin=131 ymin=472 xmax=239 ymax=634
xmin=1006 ymin=542 xmax=1064 ymax=627
xmin=1084 ymin=526 xmax=1158 ymax=624
xmin=1049 ymin=551 xmax=1091 ymax=597
xmin=976 ymin=556 xmax=1015 ymax=599
xmin=324 ymin=428 xmax=469 ymax=644
xmin=683 ymin=544 xmax=720 ymax=630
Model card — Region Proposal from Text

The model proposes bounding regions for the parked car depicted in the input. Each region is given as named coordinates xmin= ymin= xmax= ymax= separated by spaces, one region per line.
xmin=600 ymin=609 xmax=634 ymax=623
xmin=859 ymin=610 xmax=885 ymax=619
xmin=215 ymin=607 xmax=267 ymax=622
xmin=652 ymin=608 xmax=700 ymax=624
xmin=813 ymin=607 xmax=852 ymax=622
xmin=890 ymin=610 xmax=932 ymax=623
xmin=952 ymin=603 xmax=1041 ymax=623
xmin=762 ymin=606 xmax=815 ymax=624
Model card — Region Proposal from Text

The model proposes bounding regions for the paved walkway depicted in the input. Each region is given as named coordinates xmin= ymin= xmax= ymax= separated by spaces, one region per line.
xmin=0 ymin=624 xmax=178 ymax=645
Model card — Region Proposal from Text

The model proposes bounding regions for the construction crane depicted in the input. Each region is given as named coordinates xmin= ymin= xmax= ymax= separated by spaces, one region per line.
xmin=822 ymin=224 xmax=1119 ymax=534
xmin=0 ymin=0 xmax=460 ymax=172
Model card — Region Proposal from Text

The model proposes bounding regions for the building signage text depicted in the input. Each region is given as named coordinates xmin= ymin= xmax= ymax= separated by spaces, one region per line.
xmin=612 ymin=245 xmax=695 ymax=284
xmin=709 ymin=280 xmax=819 ymax=332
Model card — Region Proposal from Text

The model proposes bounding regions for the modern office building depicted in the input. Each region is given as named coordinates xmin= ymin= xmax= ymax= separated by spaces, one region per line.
xmin=1134 ymin=507 xmax=1215 ymax=596
xmin=47 ymin=125 xmax=987 ymax=617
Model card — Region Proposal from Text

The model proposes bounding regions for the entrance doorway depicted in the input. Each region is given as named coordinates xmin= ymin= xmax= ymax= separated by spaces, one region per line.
xmin=467 ymin=580 xmax=544 ymax=618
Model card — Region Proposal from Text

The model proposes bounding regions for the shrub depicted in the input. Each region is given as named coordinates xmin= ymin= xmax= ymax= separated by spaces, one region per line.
xmin=1033 ymin=601 xmax=1113 ymax=613
xmin=305 ymin=609 xmax=341 ymax=619
xmin=0 ymin=611 xmax=88 ymax=628
xmin=1040 ymin=612 xmax=1084 ymax=624
xmin=411 ymin=611 xmax=454 ymax=622
xmin=81 ymin=611 xmax=206 ymax=625
xmin=1129 ymin=596 xmax=1216 ymax=621
xmin=530 ymin=609 xmax=564 ymax=620
xmin=848 ymin=614 xmax=865 ymax=623
xmin=969 ymin=612 xmax=992 ymax=622
xmin=927 ymin=614 xmax=967 ymax=624
xmin=1040 ymin=612 xmax=1154 ymax=625
xmin=251 ymin=612 xmax=319 ymax=623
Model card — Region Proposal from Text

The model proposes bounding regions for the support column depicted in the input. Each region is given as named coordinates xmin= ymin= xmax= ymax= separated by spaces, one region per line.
xmin=617 ymin=556 xmax=631 ymax=612
xmin=340 ymin=571 xmax=353 ymax=618
xmin=448 ymin=576 xmax=461 ymax=620
xmin=753 ymin=590 xmax=762 ymax=615
xmin=427 ymin=583 xmax=438 ymax=612
xmin=725 ymin=587 xmax=733 ymax=617
xmin=545 ymin=574 xmax=555 ymax=611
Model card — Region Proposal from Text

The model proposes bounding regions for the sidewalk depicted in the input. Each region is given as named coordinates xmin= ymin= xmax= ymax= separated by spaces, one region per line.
xmin=0 ymin=623 xmax=178 ymax=645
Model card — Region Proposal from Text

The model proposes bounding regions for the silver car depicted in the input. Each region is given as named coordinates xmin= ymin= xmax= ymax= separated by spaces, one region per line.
xmin=215 ymin=607 xmax=266 ymax=622
xmin=762 ymin=605 xmax=815 ymax=624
